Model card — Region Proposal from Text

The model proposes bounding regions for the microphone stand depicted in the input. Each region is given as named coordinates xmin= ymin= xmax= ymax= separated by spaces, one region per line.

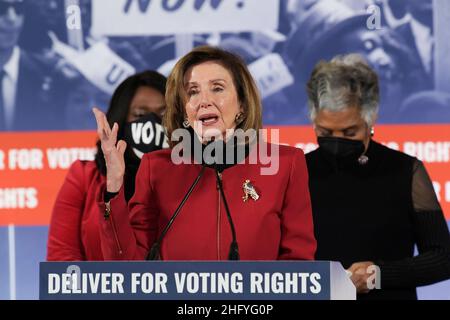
xmin=214 ymin=169 xmax=240 ymax=260
xmin=146 ymin=165 xmax=206 ymax=260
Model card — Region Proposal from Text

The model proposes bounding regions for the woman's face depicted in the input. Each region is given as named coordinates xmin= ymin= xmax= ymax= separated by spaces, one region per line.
xmin=127 ymin=86 xmax=165 ymax=122
xmin=313 ymin=106 xmax=372 ymax=150
xmin=184 ymin=61 xmax=243 ymax=141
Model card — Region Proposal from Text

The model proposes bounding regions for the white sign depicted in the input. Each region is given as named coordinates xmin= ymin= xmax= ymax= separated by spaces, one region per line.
xmin=91 ymin=0 xmax=280 ymax=36
xmin=70 ymin=42 xmax=136 ymax=94
xmin=249 ymin=53 xmax=294 ymax=99
xmin=50 ymin=33 xmax=135 ymax=94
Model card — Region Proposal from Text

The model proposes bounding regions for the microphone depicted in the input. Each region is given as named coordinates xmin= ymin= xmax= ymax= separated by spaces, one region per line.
xmin=147 ymin=135 xmax=245 ymax=260
xmin=200 ymin=138 xmax=242 ymax=260
xmin=203 ymin=138 xmax=245 ymax=260
xmin=214 ymin=169 xmax=240 ymax=260
xmin=146 ymin=165 xmax=206 ymax=260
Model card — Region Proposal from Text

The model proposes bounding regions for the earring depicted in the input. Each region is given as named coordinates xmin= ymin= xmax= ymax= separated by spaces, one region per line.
xmin=182 ymin=119 xmax=190 ymax=128
xmin=235 ymin=112 xmax=244 ymax=125
xmin=370 ymin=127 xmax=375 ymax=137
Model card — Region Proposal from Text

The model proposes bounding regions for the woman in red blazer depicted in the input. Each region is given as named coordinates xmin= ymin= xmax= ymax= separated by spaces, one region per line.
xmin=96 ymin=46 xmax=316 ymax=261
xmin=47 ymin=71 xmax=167 ymax=261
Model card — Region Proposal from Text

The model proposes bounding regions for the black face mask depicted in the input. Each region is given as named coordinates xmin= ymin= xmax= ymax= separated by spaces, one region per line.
xmin=123 ymin=113 xmax=168 ymax=159
xmin=318 ymin=136 xmax=365 ymax=168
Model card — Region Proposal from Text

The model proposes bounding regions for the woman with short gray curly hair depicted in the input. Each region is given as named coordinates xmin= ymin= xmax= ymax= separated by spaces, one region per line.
xmin=305 ymin=54 xmax=450 ymax=300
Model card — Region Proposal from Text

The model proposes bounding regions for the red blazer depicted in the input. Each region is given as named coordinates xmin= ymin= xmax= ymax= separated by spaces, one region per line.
xmin=47 ymin=160 xmax=130 ymax=261
xmin=101 ymin=144 xmax=316 ymax=261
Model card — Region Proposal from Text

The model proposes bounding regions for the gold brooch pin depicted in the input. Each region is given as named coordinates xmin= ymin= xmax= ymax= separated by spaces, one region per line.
xmin=242 ymin=180 xmax=259 ymax=202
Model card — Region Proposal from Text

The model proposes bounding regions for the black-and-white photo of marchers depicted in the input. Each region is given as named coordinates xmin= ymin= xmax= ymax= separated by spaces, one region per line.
xmin=1 ymin=0 xmax=448 ymax=131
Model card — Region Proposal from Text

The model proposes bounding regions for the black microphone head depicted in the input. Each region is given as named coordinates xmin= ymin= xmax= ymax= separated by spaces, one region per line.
xmin=202 ymin=138 xmax=252 ymax=173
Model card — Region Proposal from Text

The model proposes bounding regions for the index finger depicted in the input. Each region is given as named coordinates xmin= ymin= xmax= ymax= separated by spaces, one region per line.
xmin=93 ymin=107 xmax=104 ymax=129
xmin=93 ymin=107 xmax=111 ymax=140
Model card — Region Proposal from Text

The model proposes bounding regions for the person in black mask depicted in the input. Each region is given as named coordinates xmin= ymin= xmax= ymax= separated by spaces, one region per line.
xmin=305 ymin=54 xmax=450 ymax=300
xmin=47 ymin=70 xmax=167 ymax=261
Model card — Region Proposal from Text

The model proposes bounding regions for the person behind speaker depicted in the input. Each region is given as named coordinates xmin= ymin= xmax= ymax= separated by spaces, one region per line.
xmin=305 ymin=53 xmax=450 ymax=299
xmin=47 ymin=70 xmax=167 ymax=261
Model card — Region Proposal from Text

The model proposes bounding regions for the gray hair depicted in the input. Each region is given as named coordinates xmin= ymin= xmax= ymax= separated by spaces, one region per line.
xmin=306 ymin=54 xmax=379 ymax=126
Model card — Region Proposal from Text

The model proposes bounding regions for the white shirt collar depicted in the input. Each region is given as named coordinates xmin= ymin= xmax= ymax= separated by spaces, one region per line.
xmin=3 ymin=46 xmax=20 ymax=82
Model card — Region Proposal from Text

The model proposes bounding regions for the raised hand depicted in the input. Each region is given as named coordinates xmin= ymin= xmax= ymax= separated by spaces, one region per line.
xmin=93 ymin=107 xmax=127 ymax=193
